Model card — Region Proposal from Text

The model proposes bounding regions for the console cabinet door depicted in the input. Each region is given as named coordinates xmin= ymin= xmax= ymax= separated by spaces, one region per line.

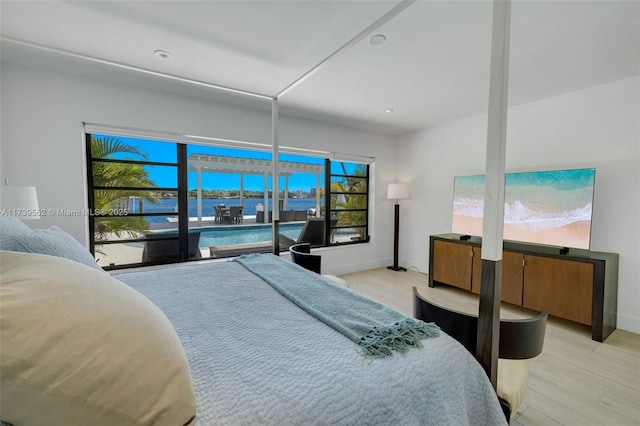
xmin=523 ymin=255 xmax=593 ymax=325
xmin=432 ymin=240 xmax=472 ymax=290
xmin=471 ymin=248 xmax=524 ymax=305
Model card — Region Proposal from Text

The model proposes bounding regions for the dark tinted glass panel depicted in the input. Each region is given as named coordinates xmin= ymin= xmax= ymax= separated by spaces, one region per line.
xmin=330 ymin=162 xmax=365 ymax=175
xmin=94 ymin=241 xmax=145 ymax=268
xmin=330 ymin=176 xmax=367 ymax=192
xmin=330 ymin=194 xmax=367 ymax=210
xmin=331 ymin=227 xmax=366 ymax=243
xmin=92 ymin=162 xmax=177 ymax=188
xmin=139 ymin=231 xmax=180 ymax=263
xmin=94 ymin=215 xmax=178 ymax=243
xmin=93 ymin=190 xmax=177 ymax=215
xmin=187 ymin=143 xmax=272 ymax=160
xmin=331 ymin=210 xmax=366 ymax=227
xmin=91 ymin=135 xmax=177 ymax=163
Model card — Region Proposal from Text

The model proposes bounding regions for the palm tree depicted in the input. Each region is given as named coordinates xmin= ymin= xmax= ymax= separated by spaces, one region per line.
xmin=91 ymin=136 xmax=158 ymax=238
xmin=332 ymin=163 xmax=368 ymax=240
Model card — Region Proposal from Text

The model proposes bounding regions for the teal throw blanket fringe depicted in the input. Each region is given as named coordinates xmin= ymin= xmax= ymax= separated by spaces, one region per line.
xmin=233 ymin=254 xmax=439 ymax=359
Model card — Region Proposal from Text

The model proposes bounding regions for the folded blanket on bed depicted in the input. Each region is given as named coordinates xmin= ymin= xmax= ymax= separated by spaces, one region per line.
xmin=233 ymin=254 xmax=439 ymax=358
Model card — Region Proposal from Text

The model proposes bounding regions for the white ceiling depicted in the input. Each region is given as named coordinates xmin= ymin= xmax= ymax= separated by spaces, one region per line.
xmin=1 ymin=0 xmax=638 ymax=136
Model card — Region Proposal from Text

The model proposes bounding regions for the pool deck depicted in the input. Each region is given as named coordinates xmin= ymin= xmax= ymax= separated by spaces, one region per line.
xmin=148 ymin=214 xmax=307 ymax=230
xmin=96 ymin=215 xmax=308 ymax=268
xmin=209 ymin=241 xmax=279 ymax=258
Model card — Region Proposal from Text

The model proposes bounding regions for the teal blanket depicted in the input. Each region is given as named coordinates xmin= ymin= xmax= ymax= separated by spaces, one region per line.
xmin=233 ymin=254 xmax=439 ymax=358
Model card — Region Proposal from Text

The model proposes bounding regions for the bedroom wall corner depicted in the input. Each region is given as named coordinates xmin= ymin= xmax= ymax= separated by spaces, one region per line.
xmin=395 ymin=76 xmax=640 ymax=334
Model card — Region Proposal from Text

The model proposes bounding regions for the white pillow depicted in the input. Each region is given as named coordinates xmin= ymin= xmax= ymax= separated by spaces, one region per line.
xmin=0 ymin=250 xmax=197 ymax=426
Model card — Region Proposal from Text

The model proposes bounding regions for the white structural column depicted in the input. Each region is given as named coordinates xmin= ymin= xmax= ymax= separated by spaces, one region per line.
xmin=284 ymin=175 xmax=289 ymax=210
xmin=239 ymin=174 xmax=244 ymax=207
xmin=196 ymin=166 xmax=203 ymax=225
xmin=315 ymin=174 xmax=321 ymax=217
xmin=477 ymin=0 xmax=511 ymax=389
xmin=271 ymin=97 xmax=280 ymax=253
xmin=263 ymin=172 xmax=269 ymax=223
xmin=483 ymin=1 xmax=510 ymax=261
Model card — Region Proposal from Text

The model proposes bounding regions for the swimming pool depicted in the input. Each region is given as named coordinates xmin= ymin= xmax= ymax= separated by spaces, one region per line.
xmin=197 ymin=223 xmax=303 ymax=247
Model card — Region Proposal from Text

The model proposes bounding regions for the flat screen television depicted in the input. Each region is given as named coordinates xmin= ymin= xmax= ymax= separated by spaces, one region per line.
xmin=452 ymin=168 xmax=596 ymax=249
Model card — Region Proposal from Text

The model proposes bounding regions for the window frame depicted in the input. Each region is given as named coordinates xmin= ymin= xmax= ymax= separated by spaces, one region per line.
xmin=324 ymin=159 xmax=370 ymax=246
xmin=86 ymin=132 xmax=370 ymax=269
xmin=86 ymin=134 xmax=187 ymax=269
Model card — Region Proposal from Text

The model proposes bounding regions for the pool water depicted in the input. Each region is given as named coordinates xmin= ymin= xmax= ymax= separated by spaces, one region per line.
xmin=198 ymin=223 xmax=304 ymax=247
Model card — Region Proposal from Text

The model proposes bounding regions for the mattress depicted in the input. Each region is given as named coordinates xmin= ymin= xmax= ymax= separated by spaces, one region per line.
xmin=116 ymin=257 xmax=506 ymax=426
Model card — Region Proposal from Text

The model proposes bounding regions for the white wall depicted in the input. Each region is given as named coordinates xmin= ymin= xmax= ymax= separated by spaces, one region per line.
xmin=4 ymin=59 xmax=637 ymax=332
xmin=396 ymin=76 xmax=640 ymax=334
xmin=0 ymin=61 xmax=397 ymax=275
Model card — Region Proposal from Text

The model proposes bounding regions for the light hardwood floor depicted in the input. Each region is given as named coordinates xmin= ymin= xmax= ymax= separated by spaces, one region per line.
xmin=340 ymin=267 xmax=640 ymax=426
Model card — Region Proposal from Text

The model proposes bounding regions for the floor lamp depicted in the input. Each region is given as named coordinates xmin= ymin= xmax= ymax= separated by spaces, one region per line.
xmin=387 ymin=183 xmax=409 ymax=271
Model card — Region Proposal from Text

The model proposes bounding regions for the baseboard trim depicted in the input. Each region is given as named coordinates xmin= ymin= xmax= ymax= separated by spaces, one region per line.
xmin=616 ymin=313 xmax=640 ymax=335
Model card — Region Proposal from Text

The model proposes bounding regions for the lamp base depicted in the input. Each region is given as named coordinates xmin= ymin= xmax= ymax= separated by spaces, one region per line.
xmin=387 ymin=266 xmax=407 ymax=272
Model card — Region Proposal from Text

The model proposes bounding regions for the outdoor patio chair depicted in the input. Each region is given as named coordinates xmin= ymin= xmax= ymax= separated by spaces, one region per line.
xmin=279 ymin=218 xmax=337 ymax=249
xmin=142 ymin=231 xmax=203 ymax=263
xmin=230 ymin=206 xmax=243 ymax=223
xmin=215 ymin=205 xmax=227 ymax=223
xmin=221 ymin=208 xmax=231 ymax=224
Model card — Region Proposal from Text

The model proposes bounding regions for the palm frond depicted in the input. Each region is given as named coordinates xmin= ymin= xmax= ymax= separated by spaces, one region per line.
xmin=91 ymin=136 xmax=148 ymax=160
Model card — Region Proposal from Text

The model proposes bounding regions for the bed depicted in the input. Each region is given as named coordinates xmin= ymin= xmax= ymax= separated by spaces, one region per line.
xmin=0 ymin=217 xmax=507 ymax=426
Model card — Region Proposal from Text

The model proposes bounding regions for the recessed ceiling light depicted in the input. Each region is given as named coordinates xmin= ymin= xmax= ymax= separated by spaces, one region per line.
xmin=154 ymin=50 xmax=172 ymax=59
xmin=385 ymin=109 xmax=395 ymax=113
xmin=368 ymin=34 xmax=387 ymax=47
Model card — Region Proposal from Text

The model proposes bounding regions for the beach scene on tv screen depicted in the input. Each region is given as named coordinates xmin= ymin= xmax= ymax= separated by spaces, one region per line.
xmin=452 ymin=168 xmax=595 ymax=249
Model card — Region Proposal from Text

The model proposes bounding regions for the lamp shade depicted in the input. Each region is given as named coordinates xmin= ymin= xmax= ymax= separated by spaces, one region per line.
xmin=1 ymin=185 xmax=40 ymax=219
xmin=387 ymin=183 xmax=409 ymax=200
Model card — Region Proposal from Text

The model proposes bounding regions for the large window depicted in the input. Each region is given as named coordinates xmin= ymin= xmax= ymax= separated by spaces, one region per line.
xmin=86 ymin=131 xmax=370 ymax=269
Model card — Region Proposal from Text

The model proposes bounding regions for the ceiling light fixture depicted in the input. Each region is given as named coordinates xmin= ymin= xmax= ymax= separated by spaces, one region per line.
xmin=368 ymin=34 xmax=388 ymax=47
xmin=2 ymin=37 xmax=271 ymax=99
xmin=154 ymin=49 xmax=172 ymax=59
xmin=385 ymin=109 xmax=395 ymax=113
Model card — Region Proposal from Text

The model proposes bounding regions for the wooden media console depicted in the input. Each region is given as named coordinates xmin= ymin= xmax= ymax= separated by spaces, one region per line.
xmin=428 ymin=233 xmax=619 ymax=342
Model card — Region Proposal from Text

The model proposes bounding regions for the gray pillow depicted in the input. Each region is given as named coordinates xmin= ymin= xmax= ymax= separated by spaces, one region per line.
xmin=0 ymin=216 xmax=33 ymax=251
xmin=11 ymin=226 xmax=103 ymax=271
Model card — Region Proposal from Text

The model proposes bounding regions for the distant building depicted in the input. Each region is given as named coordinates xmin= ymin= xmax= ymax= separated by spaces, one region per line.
xmin=295 ymin=189 xmax=304 ymax=199
xmin=309 ymin=188 xmax=317 ymax=197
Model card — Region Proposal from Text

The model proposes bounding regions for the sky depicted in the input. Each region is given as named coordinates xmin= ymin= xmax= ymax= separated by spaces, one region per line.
xmin=94 ymin=134 xmax=326 ymax=192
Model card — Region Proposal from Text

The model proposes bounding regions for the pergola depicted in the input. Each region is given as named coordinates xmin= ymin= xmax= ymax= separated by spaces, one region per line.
xmin=188 ymin=153 xmax=324 ymax=223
